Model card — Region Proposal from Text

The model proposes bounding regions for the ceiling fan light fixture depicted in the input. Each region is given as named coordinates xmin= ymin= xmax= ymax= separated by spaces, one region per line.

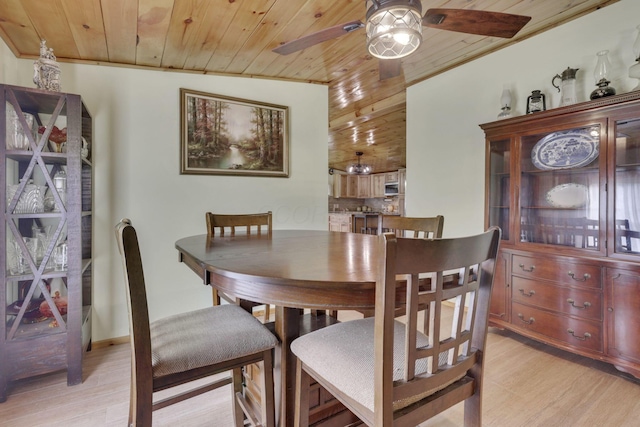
xmin=366 ymin=0 xmax=423 ymax=59
xmin=348 ymin=151 xmax=372 ymax=175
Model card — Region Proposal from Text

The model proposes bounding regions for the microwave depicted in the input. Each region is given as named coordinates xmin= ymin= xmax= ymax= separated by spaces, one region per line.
xmin=384 ymin=182 xmax=399 ymax=196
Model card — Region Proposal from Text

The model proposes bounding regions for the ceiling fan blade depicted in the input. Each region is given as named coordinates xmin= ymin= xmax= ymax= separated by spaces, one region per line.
xmin=423 ymin=9 xmax=531 ymax=38
xmin=379 ymin=59 xmax=402 ymax=80
xmin=273 ymin=20 xmax=364 ymax=55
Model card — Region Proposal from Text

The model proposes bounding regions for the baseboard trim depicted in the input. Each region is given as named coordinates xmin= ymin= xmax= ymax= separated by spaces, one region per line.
xmin=91 ymin=335 xmax=129 ymax=349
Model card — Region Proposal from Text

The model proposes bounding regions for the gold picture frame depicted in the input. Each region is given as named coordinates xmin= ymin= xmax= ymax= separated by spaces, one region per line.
xmin=180 ymin=88 xmax=289 ymax=177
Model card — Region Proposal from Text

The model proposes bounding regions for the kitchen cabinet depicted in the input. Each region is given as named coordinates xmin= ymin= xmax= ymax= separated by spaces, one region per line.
xmin=336 ymin=174 xmax=370 ymax=199
xmin=481 ymin=91 xmax=640 ymax=378
xmin=356 ymin=175 xmax=371 ymax=198
xmin=328 ymin=214 xmax=352 ymax=232
xmin=333 ymin=170 xmax=403 ymax=199
xmin=385 ymin=171 xmax=398 ymax=183
xmin=371 ymin=174 xmax=385 ymax=197
xmin=346 ymin=175 xmax=358 ymax=198
xmin=332 ymin=174 xmax=348 ymax=198
xmin=1 ymin=84 xmax=93 ymax=401
xmin=398 ymin=168 xmax=406 ymax=195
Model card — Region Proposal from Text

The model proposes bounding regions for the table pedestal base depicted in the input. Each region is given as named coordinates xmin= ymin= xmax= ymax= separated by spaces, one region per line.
xmin=244 ymin=312 xmax=359 ymax=426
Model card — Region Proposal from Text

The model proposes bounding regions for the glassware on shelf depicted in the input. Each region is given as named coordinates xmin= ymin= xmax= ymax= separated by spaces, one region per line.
xmin=8 ymin=238 xmax=26 ymax=275
xmin=23 ymin=237 xmax=39 ymax=267
xmin=5 ymin=103 xmax=36 ymax=150
xmin=53 ymin=169 xmax=67 ymax=212
xmin=9 ymin=236 xmax=40 ymax=274
xmin=54 ymin=242 xmax=68 ymax=271
xmin=43 ymin=188 xmax=56 ymax=212
xmin=6 ymin=180 xmax=46 ymax=214
xmin=32 ymin=224 xmax=53 ymax=265
xmin=590 ymin=50 xmax=616 ymax=99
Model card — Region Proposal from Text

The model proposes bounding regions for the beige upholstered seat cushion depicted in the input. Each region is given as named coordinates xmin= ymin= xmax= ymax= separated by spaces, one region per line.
xmin=291 ymin=318 xmax=460 ymax=412
xmin=151 ymin=304 xmax=278 ymax=378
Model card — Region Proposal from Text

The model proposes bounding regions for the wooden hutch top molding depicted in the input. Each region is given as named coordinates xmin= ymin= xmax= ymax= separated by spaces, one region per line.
xmin=481 ymin=90 xmax=640 ymax=133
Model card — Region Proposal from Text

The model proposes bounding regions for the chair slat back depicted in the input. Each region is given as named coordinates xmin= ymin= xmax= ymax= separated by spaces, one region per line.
xmin=374 ymin=227 xmax=501 ymax=424
xmin=206 ymin=211 xmax=272 ymax=238
xmin=115 ymin=219 xmax=153 ymax=419
xmin=379 ymin=215 xmax=444 ymax=239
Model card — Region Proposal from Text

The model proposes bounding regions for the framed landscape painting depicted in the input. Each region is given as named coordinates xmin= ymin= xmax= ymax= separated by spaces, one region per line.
xmin=180 ymin=88 xmax=289 ymax=177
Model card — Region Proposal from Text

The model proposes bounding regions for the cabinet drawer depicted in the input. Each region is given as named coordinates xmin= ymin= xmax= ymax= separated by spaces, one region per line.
xmin=512 ymin=277 xmax=602 ymax=321
xmin=511 ymin=302 xmax=603 ymax=353
xmin=512 ymin=254 xmax=601 ymax=289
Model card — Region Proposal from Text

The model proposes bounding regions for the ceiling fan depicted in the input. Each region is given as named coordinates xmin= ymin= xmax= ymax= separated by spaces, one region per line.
xmin=272 ymin=0 xmax=531 ymax=80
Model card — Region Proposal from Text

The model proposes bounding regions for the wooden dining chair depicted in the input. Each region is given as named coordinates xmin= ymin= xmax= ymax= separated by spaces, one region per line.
xmin=206 ymin=211 xmax=273 ymax=322
xmin=292 ymin=227 xmax=501 ymax=427
xmin=358 ymin=215 xmax=445 ymax=327
xmin=115 ymin=219 xmax=277 ymax=427
xmin=378 ymin=214 xmax=444 ymax=238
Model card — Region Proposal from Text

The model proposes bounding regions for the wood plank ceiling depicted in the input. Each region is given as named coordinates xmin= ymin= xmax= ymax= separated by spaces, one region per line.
xmin=0 ymin=0 xmax=619 ymax=173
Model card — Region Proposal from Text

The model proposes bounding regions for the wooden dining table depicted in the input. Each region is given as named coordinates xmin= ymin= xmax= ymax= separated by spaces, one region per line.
xmin=175 ymin=229 xmax=380 ymax=427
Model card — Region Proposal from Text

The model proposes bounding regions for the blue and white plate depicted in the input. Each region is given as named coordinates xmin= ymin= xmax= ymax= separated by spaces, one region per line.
xmin=531 ymin=129 xmax=599 ymax=170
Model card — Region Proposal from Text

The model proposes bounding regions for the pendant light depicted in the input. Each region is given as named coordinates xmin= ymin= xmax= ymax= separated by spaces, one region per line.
xmin=347 ymin=152 xmax=372 ymax=175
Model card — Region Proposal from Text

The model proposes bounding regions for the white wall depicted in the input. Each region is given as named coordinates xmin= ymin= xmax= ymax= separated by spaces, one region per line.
xmin=0 ymin=39 xmax=17 ymax=83
xmin=2 ymin=45 xmax=329 ymax=341
xmin=407 ymin=0 xmax=640 ymax=238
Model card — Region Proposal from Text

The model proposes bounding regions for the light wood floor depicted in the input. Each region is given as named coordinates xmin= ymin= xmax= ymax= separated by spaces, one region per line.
xmin=2 ymin=311 xmax=640 ymax=427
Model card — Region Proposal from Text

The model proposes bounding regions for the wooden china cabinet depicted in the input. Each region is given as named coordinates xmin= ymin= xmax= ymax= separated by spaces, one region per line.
xmin=481 ymin=91 xmax=640 ymax=379
xmin=1 ymin=84 xmax=93 ymax=401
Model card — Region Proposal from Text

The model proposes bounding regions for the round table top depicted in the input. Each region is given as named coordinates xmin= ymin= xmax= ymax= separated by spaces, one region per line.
xmin=175 ymin=230 xmax=380 ymax=309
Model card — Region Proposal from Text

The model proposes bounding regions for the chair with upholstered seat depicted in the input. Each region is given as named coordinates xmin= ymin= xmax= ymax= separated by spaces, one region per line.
xmin=292 ymin=227 xmax=501 ymax=427
xmin=206 ymin=211 xmax=273 ymax=322
xmin=115 ymin=219 xmax=277 ymax=427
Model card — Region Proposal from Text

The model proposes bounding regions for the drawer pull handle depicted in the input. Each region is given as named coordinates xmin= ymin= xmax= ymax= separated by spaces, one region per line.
xmin=517 ymin=313 xmax=535 ymax=325
xmin=567 ymin=329 xmax=592 ymax=341
xmin=519 ymin=263 xmax=535 ymax=272
xmin=518 ymin=289 xmax=535 ymax=297
xmin=567 ymin=299 xmax=591 ymax=309
xmin=568 ymin=271 xmax=591 ymax=282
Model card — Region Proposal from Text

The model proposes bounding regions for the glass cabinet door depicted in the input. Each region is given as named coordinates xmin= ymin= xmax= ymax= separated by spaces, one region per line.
xmin=613 ymin=118 xmax=640 ymax=256
xmin=488 ymin=139 xmax=511 ymax=241
xmin=519 ymin=125 xmax=602 ymax=251
xmin=4 ymin=101 xmax=69 ymax=340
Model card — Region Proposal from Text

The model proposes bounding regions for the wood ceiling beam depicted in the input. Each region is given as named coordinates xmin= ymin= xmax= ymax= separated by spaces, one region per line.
xmin=329 ymin=91 xmax=406 ymax=130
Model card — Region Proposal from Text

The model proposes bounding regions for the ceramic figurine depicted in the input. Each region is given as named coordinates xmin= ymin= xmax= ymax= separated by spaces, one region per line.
xmin=33 ymin=40 xmax=61 ymax=92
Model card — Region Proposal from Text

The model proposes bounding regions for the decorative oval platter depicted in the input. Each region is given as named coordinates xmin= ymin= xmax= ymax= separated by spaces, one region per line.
xmin=545 ymin=183 xmax=589 ymax=208
xmin=531 ymin=129 xmax=599 ymax=170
